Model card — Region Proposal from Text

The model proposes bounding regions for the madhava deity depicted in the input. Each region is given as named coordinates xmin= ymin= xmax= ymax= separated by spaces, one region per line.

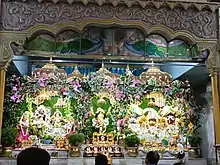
xmin=50 ymin=109 xmax=66 ymax=137
xmin=92 ymin=108 xmax=109 ymax=134
xmin=51 ymin=109 xmax=64 ymax=128
xmin=30 ymin=105 xmax=48 ymax=138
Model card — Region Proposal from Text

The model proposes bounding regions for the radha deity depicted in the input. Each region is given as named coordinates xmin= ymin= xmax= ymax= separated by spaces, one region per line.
xmin=16 ymin=111 xmax=30 ymax=145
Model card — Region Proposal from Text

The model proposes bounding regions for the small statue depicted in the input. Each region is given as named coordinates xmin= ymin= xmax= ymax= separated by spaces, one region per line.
xmin=16 ymin=112 xmax=30 ymax=147
xmin=51 ymin=109 xmax=63 ymax=128
xmin=31 ymin=105 xmax=50 ymax=137
xmin=92 ymin=108 xmax=109 ymax=134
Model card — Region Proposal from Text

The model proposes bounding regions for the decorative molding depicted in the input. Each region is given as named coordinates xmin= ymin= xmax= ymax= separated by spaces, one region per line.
xmin=198 ymin=42 xmax=220 ymax=73
xmin=0 ymin=33 xmax=26 ymax=70
xmin=0 ymin=61 xmax=10 ymax=71
xmin=1 ymin=2 xmax=218 ymax=39
xmin=4 ymin=0 xmax=220 ymax=12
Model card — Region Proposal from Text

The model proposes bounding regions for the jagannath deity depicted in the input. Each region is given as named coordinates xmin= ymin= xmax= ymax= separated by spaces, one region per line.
xmin=128 ymin=92 xmax=188 ymax=151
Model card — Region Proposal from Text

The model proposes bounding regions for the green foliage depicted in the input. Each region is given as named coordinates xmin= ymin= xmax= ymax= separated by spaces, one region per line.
xmin=188 ymin=134 xmax=201 ymax=147
xmin=2 ymin=127 xmax=18 ymax=147
xmin=91 ymin=97 xmax=111 ymax=112
xmin=132 ymin=40 xmax=145 ymax=51
xmin=27 ymin=36 xmax=56 ymax=52
xmin=146 ymin=42 xmax=165 ymax=57
xmin=124 ymin=135 xmax=140 ymax=147
xmin=168 ymin=43 xmax=190 ymax=57
xmin=44 ymin=134 xmax=52 ymax=140
xmin=68 ymin=133 xmax=85 ymax=146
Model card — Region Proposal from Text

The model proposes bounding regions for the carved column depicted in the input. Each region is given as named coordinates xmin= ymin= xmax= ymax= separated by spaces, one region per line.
xmin=204 ymin=42 xmax=220 ymax=162
xmin=0 ymin=33 xmax=21 ymax=145
xmin=0 ymin=64 xmax=6 ymax=144
xmin=210 ymin=70 xmax=220 ymax=143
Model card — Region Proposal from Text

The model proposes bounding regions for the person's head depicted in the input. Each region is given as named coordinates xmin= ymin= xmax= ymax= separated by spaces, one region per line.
xmin=173 ymin=162 xmax=184 ymax=165
xmin=145 ymin=151 xmax=160 ymax=165
xmin=95 ymin=153 xmax=108 ymax=165
xmin=17 ymin=147 xmax=50 ymax=165
xmin=177 ymin=152 xmax=185 ymax=160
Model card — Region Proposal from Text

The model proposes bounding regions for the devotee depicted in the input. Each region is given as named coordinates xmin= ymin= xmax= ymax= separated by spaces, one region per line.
xmin=145 ymin=151 xmax=160 ymax=165
xmin=95 ymin=153 xmax=108 ymax=165
xmin=17 ymin=147 xmax=50 ymax=165
xmin=173 ymin=152 xmax=186 ymax=165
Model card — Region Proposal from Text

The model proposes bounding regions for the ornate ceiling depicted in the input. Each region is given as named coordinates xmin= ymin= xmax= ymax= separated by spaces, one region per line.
xmin=2 ymin=0 xmax=219 ymax=11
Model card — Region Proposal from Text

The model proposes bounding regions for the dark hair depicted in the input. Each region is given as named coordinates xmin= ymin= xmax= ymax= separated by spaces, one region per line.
xmin=17 ymin=147 xmax=50 ymax=165
xmin=177 ymin=152 xmax=185 ymax=160
xmin=173 ymin=163 xmax=184 ymax=165
xmin=146 ymin=151 xmax=160 ymax=165
xmin=95 ymin=153 xmax=108 ymax=165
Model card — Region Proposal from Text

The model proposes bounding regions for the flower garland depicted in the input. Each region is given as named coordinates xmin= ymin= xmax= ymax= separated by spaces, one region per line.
xmin=4 ymin=72 xmax=202 ymax=141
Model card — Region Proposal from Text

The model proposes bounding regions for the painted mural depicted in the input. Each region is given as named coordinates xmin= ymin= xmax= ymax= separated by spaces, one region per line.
xmin=26 ymin=28 xmax=198 ymax=58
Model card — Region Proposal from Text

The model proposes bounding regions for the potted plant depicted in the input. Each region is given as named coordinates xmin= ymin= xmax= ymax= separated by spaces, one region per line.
xmin=124 ymin=134 xmax=140 ymax=157
xmin=68 ymin=133 xmax=85 ymax=157
xmin=187 ymin=134 xmax=201 ymax=158
xmin=1 ymin=127 xmax=18 ymax=157
xmin=43 ymin=134 xmax=52 ymax=145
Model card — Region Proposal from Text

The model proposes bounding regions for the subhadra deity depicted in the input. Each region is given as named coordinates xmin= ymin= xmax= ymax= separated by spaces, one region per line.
xmin=92 ymin=108 xmax=109 ymax=134
xmin=16 ymin=111 xmax=30 ymax=145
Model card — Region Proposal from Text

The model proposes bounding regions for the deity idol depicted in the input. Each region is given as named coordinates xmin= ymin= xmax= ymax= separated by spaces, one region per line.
xmin=51 ymin=109 xmax=64 ymax=128
xmin=65 ymin=114 xmax=74 ymax=135
xmin=50 ymin=109 xmax=66 ymax=137
xmin=31 ymin=105 xmax=49 ymax=137
xmin=16 ymin=111 xmax=30 ymax=145
xmin=65 ymin=115 xmax=79 ymax=138
xmin=146 ymin=108 xmax=159 ymax=143
xmin=92 ymin=108 xmax=109 ymax=134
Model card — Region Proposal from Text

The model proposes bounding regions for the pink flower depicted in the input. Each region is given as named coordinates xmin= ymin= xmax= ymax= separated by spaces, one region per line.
xmin=10 ymin=93 xmax=22 ymax=103
xmin=84 ymin=111 xmax=91 ymax=118
xmin=135 ymin=95 xmax=140 ymax=99
xmin=115 ymin=89 xmax=124 ymax=101
xmin=72 ymin=80 xmax=81 ymax=92
xmin=12 ymin=87 xmax=17 ymax=91
xmin=117 ymin=118 xmax=126 ymax=131
xmin=61 ymin=88 xmax=68 ymax=96
xmin=131 ymin=79 xmax=140 ymax=87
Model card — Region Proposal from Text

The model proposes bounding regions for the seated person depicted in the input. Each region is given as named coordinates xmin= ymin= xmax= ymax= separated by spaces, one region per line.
xmin=145 ymin=151 xmax=160 ymax=165
xmin=17 ymin=147 xmax=50 ymax=165
xmin=95 ymin=153 xmax=108 ymax=165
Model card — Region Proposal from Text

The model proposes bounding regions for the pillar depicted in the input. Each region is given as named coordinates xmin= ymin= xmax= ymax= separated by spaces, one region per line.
xmin=211 ymin=69 xmax=220 ymax=162
xmin=0 ymin=66 xmax=6 ymax=145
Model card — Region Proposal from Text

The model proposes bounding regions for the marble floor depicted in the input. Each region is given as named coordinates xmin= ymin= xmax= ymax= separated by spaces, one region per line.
xmin=0 ymin=157 xmax=207 ymax=165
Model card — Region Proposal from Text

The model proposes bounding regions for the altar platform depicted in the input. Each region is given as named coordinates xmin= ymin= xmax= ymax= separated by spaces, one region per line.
xmin=0 ymin=157 xmax=207 ymax=165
